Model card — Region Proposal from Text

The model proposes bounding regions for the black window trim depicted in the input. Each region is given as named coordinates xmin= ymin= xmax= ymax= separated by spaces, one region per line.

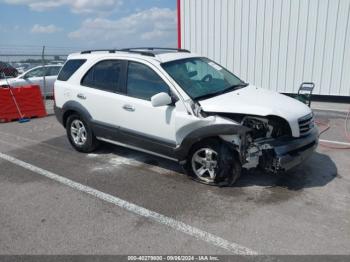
xmin=80 ymin=59 xmax=127 ymax=94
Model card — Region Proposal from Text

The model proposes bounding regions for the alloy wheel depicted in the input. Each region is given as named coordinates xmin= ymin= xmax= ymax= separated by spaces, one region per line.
xmin=191 ymin=148 xmax=218 ymax=183
xmin=70 ymin=119 xmax=87 ymax=146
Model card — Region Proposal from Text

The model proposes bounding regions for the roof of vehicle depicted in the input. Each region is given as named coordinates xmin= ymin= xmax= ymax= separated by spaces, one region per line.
xmin=26 ymin=64 xmax=62 ymax=70
xmin=67 ymin=48 xmax=199 ymax=64
xmin=45 ymin=64 xmax=63 ymax=67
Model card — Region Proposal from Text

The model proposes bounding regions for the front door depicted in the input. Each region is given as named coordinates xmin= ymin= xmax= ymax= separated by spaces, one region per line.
xmin=116 ymin=61 xmax=177 ymax=152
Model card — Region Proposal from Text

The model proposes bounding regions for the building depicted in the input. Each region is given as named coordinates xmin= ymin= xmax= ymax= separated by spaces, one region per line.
xmin=177 ymin=0 xmax=350 ymax=96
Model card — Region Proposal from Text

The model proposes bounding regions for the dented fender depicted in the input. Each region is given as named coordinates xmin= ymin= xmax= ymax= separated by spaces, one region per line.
xmin=175 ymin=118 xmax=250 ymax=161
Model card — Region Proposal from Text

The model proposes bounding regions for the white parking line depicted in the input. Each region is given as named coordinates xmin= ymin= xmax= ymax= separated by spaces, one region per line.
xmin=319 ymin=139 xmax=350 ymax=146
xmin=0 ymin=152 xmax=257 ymax=255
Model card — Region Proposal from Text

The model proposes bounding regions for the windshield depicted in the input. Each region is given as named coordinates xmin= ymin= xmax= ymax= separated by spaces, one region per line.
xmin=162 ymin=57 xmax=246 ymax=100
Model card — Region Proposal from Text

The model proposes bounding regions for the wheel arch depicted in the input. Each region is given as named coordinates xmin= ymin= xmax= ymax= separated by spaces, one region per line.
xmin=62 ymin=101 xmax=92 ymax=128
xmin=175 ymin=124 xmax=249 ymax=162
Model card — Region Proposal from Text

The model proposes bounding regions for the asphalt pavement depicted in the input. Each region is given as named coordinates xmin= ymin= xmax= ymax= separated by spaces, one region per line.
xmin=0 ymin=112 xmax=349 ymax=255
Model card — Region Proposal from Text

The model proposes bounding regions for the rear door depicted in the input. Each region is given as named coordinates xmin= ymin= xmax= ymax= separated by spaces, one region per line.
xmin=76 ymin=59 xmax=128 ymax=140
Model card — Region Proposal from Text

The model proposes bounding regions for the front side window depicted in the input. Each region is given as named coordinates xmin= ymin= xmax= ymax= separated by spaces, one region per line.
xmin=81 ymin=60 xmax=123 ymax=93
xmin=162 ymin=57 xmax=246 ymax=100
xmin=127 ymin=62 xmax=169 ymax=101
xmin=25 ymin=67 xmax=45 ymax=78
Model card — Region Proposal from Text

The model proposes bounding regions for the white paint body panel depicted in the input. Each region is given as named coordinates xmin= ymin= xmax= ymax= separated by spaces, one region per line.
xmin=198 ymin=85 xmax=312 ymax=137
xmin=179 ymin=0 xmax=350 ymax=96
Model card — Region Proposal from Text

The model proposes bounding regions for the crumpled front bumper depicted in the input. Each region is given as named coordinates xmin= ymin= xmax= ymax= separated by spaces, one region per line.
xmin=257 ymin=127 xmax=319 ymax=171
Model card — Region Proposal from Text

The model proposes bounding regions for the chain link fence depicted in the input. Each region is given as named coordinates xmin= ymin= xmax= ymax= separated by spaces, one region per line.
xmin=0 ymin=45 xmax=79 ymax=115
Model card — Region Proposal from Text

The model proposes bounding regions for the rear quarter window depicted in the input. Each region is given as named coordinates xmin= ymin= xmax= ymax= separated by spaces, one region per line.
xmin=57 ymin=59 xmax=86 ymax=81
xmin=46 ymin=66 xmax=62 ymax=76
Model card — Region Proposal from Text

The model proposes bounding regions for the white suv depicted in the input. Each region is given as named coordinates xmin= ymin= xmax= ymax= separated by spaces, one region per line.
xmin=54 ymin=48 xmax=318 ymax=186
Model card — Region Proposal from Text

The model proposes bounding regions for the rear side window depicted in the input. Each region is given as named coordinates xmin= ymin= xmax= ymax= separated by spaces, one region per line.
xmin=57 ymin=59 xmax=86 ymax=81
xmin=81 ymin=60 xmax=123 ymax=93
xmin=46 ymin=66 xmax=62 ymax=76
xmin=127 ymin=62 xmax=169 ymax=101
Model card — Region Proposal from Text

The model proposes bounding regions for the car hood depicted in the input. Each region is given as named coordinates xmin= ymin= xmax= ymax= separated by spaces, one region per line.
xmin=198 ymin=85 xmax=312 ymax=137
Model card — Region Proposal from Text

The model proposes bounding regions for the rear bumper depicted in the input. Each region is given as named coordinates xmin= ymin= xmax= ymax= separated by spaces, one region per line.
xmin=257 ymin=127 xmax=319 ymax=171
xmin=54 ymin=104 xmax=64 ymax=126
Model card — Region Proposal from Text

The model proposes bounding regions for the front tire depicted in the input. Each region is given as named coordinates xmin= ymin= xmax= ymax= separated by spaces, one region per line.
xmin=185 ymin=139 xmax=242 ymax=186
xmin=66 ymin=114 xmax=99 ymax=153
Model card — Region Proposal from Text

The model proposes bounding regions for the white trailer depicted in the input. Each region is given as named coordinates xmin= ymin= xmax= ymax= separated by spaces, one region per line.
xmin=177 ymin=0 xmax=350 ymax=96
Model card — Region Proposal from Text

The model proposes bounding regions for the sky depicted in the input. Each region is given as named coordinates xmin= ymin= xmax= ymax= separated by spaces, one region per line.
xmin=0 ymin=0 xmax=177 ymax=55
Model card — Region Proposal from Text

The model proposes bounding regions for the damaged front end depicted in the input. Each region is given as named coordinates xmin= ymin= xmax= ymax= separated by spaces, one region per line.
xmin=218 ymin=114 xmax=319 ymax=173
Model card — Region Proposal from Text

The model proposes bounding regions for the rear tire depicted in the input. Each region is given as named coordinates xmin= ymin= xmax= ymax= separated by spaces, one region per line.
xmin=66 ymin=114 xmax=99 ymax=153
xmin=185 ymin=139 xmax=242 ymax=186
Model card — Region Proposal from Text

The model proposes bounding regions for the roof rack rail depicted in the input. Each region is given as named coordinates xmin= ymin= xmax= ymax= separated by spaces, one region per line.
xmin=80 ymin=47 xmax=190 ymax=57
xmin=120 ymin=47 xmax=191 ymax=53
xmin=80 ymin=49 xmax=156 ymax=57
xmin=81 ymin=49 xmax=118 ymax=54
xmin=121 ymin=50 xmax=156 ymax=57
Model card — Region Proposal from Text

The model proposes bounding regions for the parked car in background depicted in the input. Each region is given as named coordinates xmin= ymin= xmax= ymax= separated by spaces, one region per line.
xmin=0 ymin=64 xmax=62 ymax=96
xmin=50 ymin=60 xmax=65 ymax=65
xmin=14 ymin=63 xmax=30 ymax=74
xmin=15 ymin=67 xmax=26 ymax=74
xmin=0 ymin=61 xmax=18 ymax=79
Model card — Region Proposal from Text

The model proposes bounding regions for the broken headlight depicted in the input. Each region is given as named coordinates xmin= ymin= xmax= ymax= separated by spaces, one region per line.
xmin=242 ymin=117 xmax=271 ymax=140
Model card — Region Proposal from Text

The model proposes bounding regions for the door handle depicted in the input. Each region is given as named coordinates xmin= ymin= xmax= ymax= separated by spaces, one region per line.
xmin=77 ymin=93 xmax=86 ymax=100
xmin=123 ymin=104 xmax=135 ymax=112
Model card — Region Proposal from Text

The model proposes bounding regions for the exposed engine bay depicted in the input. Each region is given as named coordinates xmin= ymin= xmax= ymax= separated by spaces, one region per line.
xmin=194 ymin=101 xmax=317 ymax=174
xmin=241 ymin=116 xmax=271 ymax=140
xmin=214 ymin=113 xmax=296 ymax=173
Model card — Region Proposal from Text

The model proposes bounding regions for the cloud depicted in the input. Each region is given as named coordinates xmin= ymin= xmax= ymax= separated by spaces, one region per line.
xmin=68 ymin=7 xmax=177 ymax=47
xmin=3 ymin=0 xmax=123 ymax=13
xmin=31 ymin=24 xmax=62 ymax=34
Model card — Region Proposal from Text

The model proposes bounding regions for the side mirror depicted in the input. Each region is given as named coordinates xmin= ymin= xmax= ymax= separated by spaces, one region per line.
xmin=151 ymin=92 xmax=172 ymax=107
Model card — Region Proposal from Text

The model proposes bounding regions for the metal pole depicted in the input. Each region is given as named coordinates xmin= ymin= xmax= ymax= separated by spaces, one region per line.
xmin=41 ymin=45 xmax=47 ymax=103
